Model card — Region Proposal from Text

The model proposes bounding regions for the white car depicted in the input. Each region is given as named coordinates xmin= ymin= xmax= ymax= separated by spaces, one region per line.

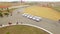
xmin=33 ymin=16 xmax=42 ymax=22
xmin=22 ymin=13 xmax=28 ymax=17
xmin=29 ymin=15 xmax=33 ymax=19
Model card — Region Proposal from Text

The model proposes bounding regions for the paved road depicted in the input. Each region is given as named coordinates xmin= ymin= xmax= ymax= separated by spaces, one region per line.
xmin=0 ymin=6 xmax=60 ymax=34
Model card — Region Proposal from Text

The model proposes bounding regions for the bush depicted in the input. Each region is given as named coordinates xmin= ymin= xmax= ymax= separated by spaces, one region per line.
xmin=4 ymin=13 xmax=9 ymax=16
xmin=0 ymin=13 xmax=3 ymax=17
xmin=7 ymin=8 xmax=10 ymax=12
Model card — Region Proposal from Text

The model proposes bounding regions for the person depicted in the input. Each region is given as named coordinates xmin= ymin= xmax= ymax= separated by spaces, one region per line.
xmin=8 ymin=22 xmax=12 ymax=25
xmin=17 ymin=12 xmax=20 ymax=14
xmin=0 ymin=24 xmax=2 ymax=26
xmin=58 ymin=19 xmax=60 ymax=23
xmin=21 ymin=22 xmax=23 ymax=24
xmin=16 ymin=22 xmax=18 ymax=24
xmin=11 ymin=13 xmax=12 ymax=16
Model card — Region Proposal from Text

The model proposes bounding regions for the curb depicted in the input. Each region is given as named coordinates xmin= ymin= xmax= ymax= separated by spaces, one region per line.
xmin=0 ymin=23 xmax=53 ymax=34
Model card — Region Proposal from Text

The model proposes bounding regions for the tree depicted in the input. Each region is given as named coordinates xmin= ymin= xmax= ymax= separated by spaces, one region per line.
xmin=4 ymin=13 xmax=9 ymax=16
xmin=0 ymin=12 xmax=3 ymax=17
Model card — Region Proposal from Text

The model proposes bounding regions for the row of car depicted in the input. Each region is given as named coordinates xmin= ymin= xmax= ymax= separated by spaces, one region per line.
xmin=22 ymin=13 xmax=42 ymax=22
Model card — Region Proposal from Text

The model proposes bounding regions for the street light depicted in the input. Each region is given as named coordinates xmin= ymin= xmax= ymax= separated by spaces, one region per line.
xmin=21 ymin=0 xmax=23 ymax=3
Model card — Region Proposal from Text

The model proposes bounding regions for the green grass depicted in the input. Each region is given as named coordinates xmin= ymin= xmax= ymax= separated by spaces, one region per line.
xmin=0 ymin=25 xmax=49 ymax=34
xmin=0 ymin=8 xmax=17 ymax=17
xmin=52 ymin=6 xmax=60 ymax=12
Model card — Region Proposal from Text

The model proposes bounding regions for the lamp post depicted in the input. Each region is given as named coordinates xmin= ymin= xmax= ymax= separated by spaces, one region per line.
xmin=21 ymin=0 xmax=22 ymax=3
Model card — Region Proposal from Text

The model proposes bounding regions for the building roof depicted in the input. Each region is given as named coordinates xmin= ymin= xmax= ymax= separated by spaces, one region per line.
xmin=0 ymin=6 xmax=9 ymax=8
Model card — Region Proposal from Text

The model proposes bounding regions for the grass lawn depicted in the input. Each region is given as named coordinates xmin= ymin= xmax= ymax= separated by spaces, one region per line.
xmin=0 ymin=2 xmax=21 ymax=7
xmin=52 ymin=6 xmax=60 ymax=12
xmin=24 ymin=6 xmax=60 ymax=21
xmin=0 ymin=25 xmax=49 ymax=34
xmin=0 ymin=2 xmax=27 ymax=7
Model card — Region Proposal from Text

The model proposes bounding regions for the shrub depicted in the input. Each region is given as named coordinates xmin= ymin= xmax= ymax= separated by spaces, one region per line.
xmin=4 ymin=13 xmax=9 ymax=16
xmin=0 ymin=13 xmax=3 ymax=17
xmin=6 ymin=32 xmax=10 ymax=34
xmin=7 ymin=8 xmax=10 ymax=12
